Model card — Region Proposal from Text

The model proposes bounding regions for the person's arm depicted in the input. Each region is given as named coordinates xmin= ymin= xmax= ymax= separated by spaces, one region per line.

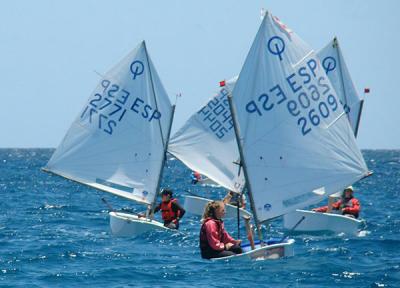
xmin=153 ymin=203 xmax=161 ymax=214
xmin=332 ymin=200 xmax=342 ymax=210
xmin=222 ymin=230 xmax=237 ymax=245
xmin=313 ymin=205 xmax=328 ymax=212
xmin=220 ymin=224 xmax=237 ymax=245
xmin=343 ymin=199 xmax=360 ymax=214
xmin=205 ymin=221 xmax=225 ymax=251
xmin=240 ymin=194 xmax=246 ymax=209
xmin=172 ymin=201 xmax=185 ymax=219
xmin=223 ymin=192 xmax=233 ymax=204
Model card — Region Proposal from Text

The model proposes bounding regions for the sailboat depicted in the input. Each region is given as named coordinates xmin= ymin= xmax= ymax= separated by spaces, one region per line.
xmin=190 ymin=171 xmax=220 ymax=187
xmin=171 ymin=35 xmax=368 ymax=235
xmin=169 ymin=38 xmax=362 ymax=219
xmin=168 ymin=77 xmax=251 ymax=218
xmin=43 ymin=41 xmax=176 ymax=237
xmin=283 ymin=37 xmax=368 ymax=235
xmin=212 ymin=11 xmax=370 ymax=261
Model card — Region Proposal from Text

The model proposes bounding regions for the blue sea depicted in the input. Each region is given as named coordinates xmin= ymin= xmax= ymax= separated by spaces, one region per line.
xmin=0 ymin=149 xmax=399 ymax=287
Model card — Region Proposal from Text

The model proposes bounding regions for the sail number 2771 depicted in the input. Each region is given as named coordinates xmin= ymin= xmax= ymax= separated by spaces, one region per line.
xmin=80 ymin=79 xmax=162 ymax=135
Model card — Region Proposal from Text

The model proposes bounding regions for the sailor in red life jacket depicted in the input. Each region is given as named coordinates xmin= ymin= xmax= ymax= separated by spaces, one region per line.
xmin=190 ymin=171 xmax=202 ymax=184
xmin=312 ymin=186 xmax=361 ymax=218
xmin=199 ymin=201 xmax=242 ymax=259
xmin=153 ymin=189 xmax=185 ymax=229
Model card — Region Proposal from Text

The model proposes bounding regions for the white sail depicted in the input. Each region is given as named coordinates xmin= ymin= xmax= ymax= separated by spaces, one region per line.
xmin=169 ymin=37 xmax=362 ymax=196
xmin=168 ymin=77 xmax=245 ymax=192
xmin=318 ymin=37 xmax=363 ymax=136
xmin=45 ymin=41 xmax=173 ymax=205
xmin=229 ymin=13 xmax=369 ymax=222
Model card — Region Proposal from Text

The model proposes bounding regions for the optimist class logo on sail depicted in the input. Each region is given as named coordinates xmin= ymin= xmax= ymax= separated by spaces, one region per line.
xmin=130 ymin=61 xmax=144 ymax=79
xmin=322 ymin=56 xmax=336 ymax=74
xmin=245 ymin=51 xmax=345 ymax=136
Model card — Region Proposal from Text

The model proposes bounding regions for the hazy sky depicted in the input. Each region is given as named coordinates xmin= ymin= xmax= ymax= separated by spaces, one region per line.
xmin=0 ymin=0 xmax=398 ymax=148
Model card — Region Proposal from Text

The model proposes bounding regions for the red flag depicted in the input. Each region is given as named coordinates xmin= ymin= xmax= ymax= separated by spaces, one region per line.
xmin=219 ymin=80 xmax=226 ymax=87
xmin=364 ymin=88 xmax=370 ymax=93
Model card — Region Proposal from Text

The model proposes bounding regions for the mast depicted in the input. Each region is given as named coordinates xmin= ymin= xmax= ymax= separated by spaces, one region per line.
xmin=227 ymin=92 xmax=263 ymax=241
xmin=142 ymin=41 xmax=176 ymax=217
xmin=150 ymin=104 xmax=175 ymax=218
xmin=354 ymin=99 xmax=364 ymax=138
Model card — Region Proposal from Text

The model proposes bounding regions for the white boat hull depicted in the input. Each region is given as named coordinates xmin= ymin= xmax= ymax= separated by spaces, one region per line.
xmin=109 ymin=211 xmax=170 ymax=237
xmin=211 ymin=238 xmax=295 ymax=261
xmin=283 ymin=209 xmax=364 ymax=235
xmin=184 ymin=195 xmax=252 ymax=218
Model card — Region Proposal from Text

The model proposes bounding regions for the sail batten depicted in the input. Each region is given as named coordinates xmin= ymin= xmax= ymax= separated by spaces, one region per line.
xmin=45 ymin=41 xmax=173 ymax=206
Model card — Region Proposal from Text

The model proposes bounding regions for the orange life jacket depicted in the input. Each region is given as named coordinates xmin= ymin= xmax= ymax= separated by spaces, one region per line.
xmin=337 ymin=197 xmax=360 ymax=218
xmin=160 ymin=198 xmax=180 ymax=222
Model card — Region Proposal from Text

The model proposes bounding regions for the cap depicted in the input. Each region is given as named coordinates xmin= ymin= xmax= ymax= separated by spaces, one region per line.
xmin=344 ymin=186 xmax=354 ymax=192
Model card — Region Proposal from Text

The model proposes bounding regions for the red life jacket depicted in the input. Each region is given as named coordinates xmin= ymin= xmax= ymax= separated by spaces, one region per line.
xmin=194 ymin=171 xmax=201 ymax=181
xmin=340 ymin=198 xmax=354 ymax=209
xmin=160 ymin=198 xmax=180 ymax=222
xmin=336 ymin=197 xmax=360 ymax=218
xmin=199 ymin=218 xmax=223 ymax=253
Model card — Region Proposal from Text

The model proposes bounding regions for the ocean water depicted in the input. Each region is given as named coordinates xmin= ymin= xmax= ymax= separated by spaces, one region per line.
xmin=0 ymin=149 xmax=399 ymax=287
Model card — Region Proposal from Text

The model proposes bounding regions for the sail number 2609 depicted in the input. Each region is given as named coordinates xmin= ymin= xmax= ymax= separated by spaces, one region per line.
xmin=244 ymin=58 xmax=341 ymax=136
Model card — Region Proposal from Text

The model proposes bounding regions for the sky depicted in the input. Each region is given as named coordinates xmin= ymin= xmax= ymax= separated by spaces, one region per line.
xmin=0 ymin=0 xmax=399 ymax=149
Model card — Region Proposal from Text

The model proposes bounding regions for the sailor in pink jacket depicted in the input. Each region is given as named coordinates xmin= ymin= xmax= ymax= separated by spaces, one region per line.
xmin=199 ymin=201 xmax=242 ymax=259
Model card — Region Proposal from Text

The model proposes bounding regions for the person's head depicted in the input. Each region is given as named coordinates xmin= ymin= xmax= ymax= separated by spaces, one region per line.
xmin=161 ymin=189 xmax=173 ymax=202
xmin=342 ymin=186 xmax=354 ymax=199
xmin=202 ymin=201 xmax=225 ymax=222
